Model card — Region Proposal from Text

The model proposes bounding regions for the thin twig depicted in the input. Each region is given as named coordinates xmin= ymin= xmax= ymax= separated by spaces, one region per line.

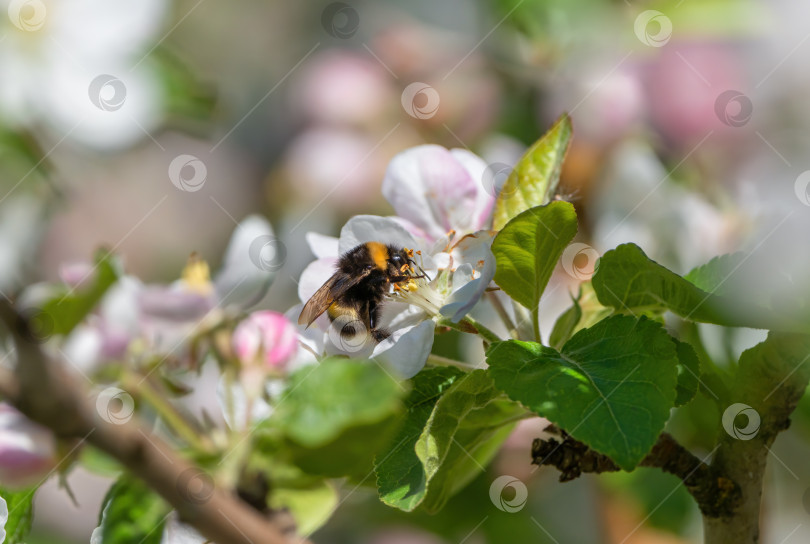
xmin=531 ymin=427 xmax=741 ymax=518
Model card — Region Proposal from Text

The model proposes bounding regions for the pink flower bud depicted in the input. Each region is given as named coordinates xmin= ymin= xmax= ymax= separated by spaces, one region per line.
xmin=232 ymin=311 xmax=298 ymax=371
xmin=58 ymin=260 xmax=95 ymax=289
xmin=0 ymin=403 xmax=58 ymax=490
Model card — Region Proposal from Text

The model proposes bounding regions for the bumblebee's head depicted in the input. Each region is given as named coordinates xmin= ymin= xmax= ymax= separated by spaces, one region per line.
xmin=386 ymin=247 xmax=411 ymax=277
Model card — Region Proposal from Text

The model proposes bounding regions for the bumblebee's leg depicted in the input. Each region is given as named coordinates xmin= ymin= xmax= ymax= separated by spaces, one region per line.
xmin=368 ymin=300 xmax=391 ymax=342
xmin=368 ymin=299 xmax=380 ymax=330
xmin=372 ymin=328 xmax=391 ymax=342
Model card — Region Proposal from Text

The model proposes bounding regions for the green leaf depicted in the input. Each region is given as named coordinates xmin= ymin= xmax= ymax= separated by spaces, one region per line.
xmin=153 ymin=47 xmax=218 ymax=131
xmin=732 ymin=332 xmax=810 ymax=418
xmin=80 ymin=446 xmax=123 ymax=477
xmin=36 ymin=250 xmax=119 ymax=337
xmin=549 ymin=290 xmax=582 ymax=350
xmin=99 ymin=475 xmax=170 ymax=544
xmin=416 ymin=370 xmax=524 ymax=513
xmin=591 ymin=243 xmax=790 ymax=330
xmin=492 ymin=113 xmax=573 ymax=230
xmin=683 ymin=253 xmax=745 ymax=294
xmin=269 ymin=480 xmax=337 ymax=536
xmin=487 ymin=315 xmax=679 ymax=470
xmin=245 ymin=434 xmax=338 ymax=535
xmin=492 ymin=201 xmax=578 ymax=310
xmin=272 ymin=359 xmax=404 ymax=478
xmin=375 ymin=367 xmax=465 ymax=511
xmin=1 ymin=487 xmax=35 ymax=544
xmin=673 ymin=340 xmax=701 ymax=407
xmin=377 ymin=368 xmax=524 ymax=513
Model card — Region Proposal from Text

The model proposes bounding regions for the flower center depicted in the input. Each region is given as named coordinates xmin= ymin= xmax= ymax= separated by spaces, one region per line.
xmin=390 ymin=275 xmax=444 ymax=316
xmin=181 ymin=253 xmax=214 ymax=295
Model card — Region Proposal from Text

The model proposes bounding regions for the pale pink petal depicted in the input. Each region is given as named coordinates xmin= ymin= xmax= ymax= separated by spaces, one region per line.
xmin=232 ymin=311 xmax=298 ymax=370
xmin=383 ymin=145 xmax=484 ymax=241
xmin=449 ymin=148 xmax=496 ymax=231
xmin=0 ymin=403 xmax=57 ymax=490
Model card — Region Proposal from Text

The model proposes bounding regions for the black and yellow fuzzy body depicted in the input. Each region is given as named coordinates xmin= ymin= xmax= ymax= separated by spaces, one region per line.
xmin=298 ymin=242 xmax=416 ymax=342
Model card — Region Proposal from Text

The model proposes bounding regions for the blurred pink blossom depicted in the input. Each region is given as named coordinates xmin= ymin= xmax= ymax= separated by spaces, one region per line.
xmin=284 ymin=127 xmax=387 ymax=207
xmin=293 ymin=51 xmax=395 ymax=125
xmin=0 ymin=403 xmax=58 ymax=490
xmin=644 ymin=42 xmax=748 ymax=148
xmin=547 ymin=64 xmax=645 ymax=145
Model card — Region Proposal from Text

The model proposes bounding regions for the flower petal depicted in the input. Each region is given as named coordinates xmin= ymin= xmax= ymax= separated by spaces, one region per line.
xmin=305 ymin=232 xmax=339 ymax=259
xmin=298 ymin=257 xmax=337 ymax=303
xmin=1 ymin=496 xmax=8 ymax=544
xmin=440 ymin=232 xmax=497 ymax=323
xmin=139 ymin=286 xmax=214 ymax=322
xmin=338 ymin=215 xmax=419 ymax=254
xmin=284 ymin=304 xmax=324 ymax=364
xmin=160 ymin=512 xmax=208 ymax=544
xmin=52 ymin=0 xmax=168 ymax=61
xmin=42 ymin=59 xmax=163 ymax=150
xmin=61 ymin=324 xmax=104 ymax=374
xmin=449 ymin=148 xmax=496 ymax=231
xmin=371 ymin=320 xmax=435 ymax=378
xmin=215 ymin=215 xmax=279 ymax=309
xmin=216 ymin=376 xmax=273 ymax=431
xmin=383 ymin=145 xmax=492 ymax=241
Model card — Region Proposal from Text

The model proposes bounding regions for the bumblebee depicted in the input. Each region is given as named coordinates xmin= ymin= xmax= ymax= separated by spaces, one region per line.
xmin=298 ymin=242 xmax=423 ymax=342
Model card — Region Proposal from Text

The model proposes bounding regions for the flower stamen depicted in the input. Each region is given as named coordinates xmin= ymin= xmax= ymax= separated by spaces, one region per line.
xmin=389 ymin=275 xmax=443 ymax=316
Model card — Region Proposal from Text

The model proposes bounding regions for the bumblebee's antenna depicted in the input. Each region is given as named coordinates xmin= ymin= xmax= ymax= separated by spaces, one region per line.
xmin=408 ymin=257 xmax=430 ymax=281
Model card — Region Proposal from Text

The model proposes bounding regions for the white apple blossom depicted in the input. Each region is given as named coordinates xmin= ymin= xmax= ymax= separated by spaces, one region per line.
xmin=0 ymin=0 xmax=169 ymax=149
xmin=293 ymin=145 xmax=501 ymax=377
xmin=296 ymin=214 xmax=495 ymax=378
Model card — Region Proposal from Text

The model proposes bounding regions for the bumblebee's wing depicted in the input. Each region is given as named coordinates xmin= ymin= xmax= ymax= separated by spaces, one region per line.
xmin=297 ymin=268 xmax=373 ymax=327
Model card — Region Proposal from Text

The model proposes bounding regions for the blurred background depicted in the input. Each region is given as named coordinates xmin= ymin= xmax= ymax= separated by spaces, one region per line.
xmin=3 ymin=0 xmax=810 ymax=542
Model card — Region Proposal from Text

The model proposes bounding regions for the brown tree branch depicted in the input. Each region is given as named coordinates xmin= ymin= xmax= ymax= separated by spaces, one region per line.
xmin=531 ymin=426 xmax=742 ymax=518
xmin=0 ymin=301 xmax=300 ymax=544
